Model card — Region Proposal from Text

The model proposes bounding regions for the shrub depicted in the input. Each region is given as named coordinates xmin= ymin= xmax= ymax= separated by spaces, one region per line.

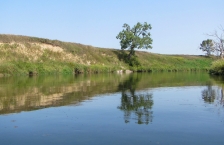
xmin=209 ymin=59 xmax=224 ymax=75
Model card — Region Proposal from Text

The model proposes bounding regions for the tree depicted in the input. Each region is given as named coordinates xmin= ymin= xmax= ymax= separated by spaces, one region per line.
xmin=116 ymin=22 xmax=153 ymax=59
xmin=199 ymin=39 xmax=215 ymax=56
xmin=208 ymin=27 xmax=224 ymax=58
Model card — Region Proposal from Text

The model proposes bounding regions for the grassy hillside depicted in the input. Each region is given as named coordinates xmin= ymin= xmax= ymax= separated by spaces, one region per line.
xmin=0 ymin=34 xmax=215 ymax=76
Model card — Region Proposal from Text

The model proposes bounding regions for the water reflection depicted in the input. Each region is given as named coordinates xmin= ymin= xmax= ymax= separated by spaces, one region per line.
xmin=0 ymin=72 xmax=222 ymax=116
xmin=202 ymin=85 xmax=216 ymax=103
xmin=212 ymin=75 xmax=224 ymax=106
xmin=2 ymin=73 xmax=224 ymax=145
xmin=0 ymin=74 xmax=127 ymax=114
xmin=117 ymin=74 xmax=153 ymax=124
xmin=204 ymin=87 xmax=224 ymax=106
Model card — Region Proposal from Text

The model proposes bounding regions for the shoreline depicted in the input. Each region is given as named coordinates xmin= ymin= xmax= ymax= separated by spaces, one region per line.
xmin=0 ymin=34 xmax=216 ymax=76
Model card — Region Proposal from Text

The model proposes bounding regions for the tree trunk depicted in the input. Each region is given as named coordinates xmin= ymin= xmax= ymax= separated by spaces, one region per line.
xmin=128 ymin=50 xmax=135 ymax=60
xmin=128 ymin=52 xmax=132 ymax=60
xmin=221 ymin=42 xmax=224 ymax=59
xmin=220 ymin=50 xmax=223 ymax=59
xmin=128 ymin=46 xmax=135 ymax=60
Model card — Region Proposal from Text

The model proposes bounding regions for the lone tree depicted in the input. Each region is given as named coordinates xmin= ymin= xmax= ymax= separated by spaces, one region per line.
xmin=199 ymin=39 xmax=215 ymax=56
xmin=201 ymin=27 xmax=224 ymax=58
xmin=209 ymin=28 xmax=224 ymax=58
xmin=116 ymin=22 xmax=153 ymax=59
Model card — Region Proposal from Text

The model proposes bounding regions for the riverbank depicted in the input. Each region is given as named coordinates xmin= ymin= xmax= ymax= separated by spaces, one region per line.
xmin=0 ymin=34 xmax=215 ymax=76
xmin=209 ymin=59 xmax=224 ymax=75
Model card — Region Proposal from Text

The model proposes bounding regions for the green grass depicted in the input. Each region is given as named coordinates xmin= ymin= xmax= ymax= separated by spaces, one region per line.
xmin=209 ymin=59 xmax=224 ymax=75
xmin=136 ymin=52 xmax=215 ymax=72
xmin=0 ymin=34 xmax=216 ymax=76
xmin=0 ymin=61 xmax=117 ymax=76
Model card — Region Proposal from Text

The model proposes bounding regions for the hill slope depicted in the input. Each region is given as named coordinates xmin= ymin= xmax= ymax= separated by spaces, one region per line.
xmin=0 ymin=34 xmax=215 ymax=76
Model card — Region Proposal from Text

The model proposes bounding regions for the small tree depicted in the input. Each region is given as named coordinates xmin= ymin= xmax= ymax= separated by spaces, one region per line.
xmin=200 ymin=39 xmax=215 ymax=56
xmin=116 ymin=22 xmax=153 ymax=60
xmin=208 ymin=27 xmax=224 ymax=58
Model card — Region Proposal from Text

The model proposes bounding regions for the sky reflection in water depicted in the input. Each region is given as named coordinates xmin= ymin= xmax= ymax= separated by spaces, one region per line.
xmin=0 ymin=72 xmax=224 ymax=145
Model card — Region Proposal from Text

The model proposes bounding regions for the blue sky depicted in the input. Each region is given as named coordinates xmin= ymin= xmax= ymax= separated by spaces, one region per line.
xmin=1 ymin=0 xmax=224 ymax=55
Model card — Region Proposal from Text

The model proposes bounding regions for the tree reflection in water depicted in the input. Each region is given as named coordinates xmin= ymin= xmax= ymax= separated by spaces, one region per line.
xmin=201 ymin=84 xmax=224 ymax=106
xmin=202 ymin=85 xmax=216 ymax=103
xmin=117 ymin=74 xmax=153 ymax=124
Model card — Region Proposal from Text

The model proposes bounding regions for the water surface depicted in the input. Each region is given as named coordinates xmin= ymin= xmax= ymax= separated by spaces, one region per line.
xmin=0 ymin=72 xmax=224 ymax=145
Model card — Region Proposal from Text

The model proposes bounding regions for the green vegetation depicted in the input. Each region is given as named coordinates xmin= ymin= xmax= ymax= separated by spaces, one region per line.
xmin=116 ymin=22 xmax=153 ymax=60
xmin=0 ymin=72 xmax=212 ymax=114
xmin=199 ymin=27 xmax=224 ymax=75
xmin=209 ymin=59 xmax=224 ymax=75
xmin=199 ymin=28 xmax=224 ymax=58
xmin=133 ymin=52 xmax=214 ymax=72
xmin=0 ymin=34 xmax=215 ymax=76
xmin=199 ymin=39 xmax=215 ymax=56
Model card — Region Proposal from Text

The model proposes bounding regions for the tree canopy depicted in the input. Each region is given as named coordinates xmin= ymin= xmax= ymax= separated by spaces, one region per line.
xmin=116 ymin=22 xmax=153 ymax=59
xmin=210 ymin=29 xmax=224 ymax=58
xmin=200 ymin=27 xmax=224 ymax=58
xmin=199 ymin=39 xmax=215 ymax=56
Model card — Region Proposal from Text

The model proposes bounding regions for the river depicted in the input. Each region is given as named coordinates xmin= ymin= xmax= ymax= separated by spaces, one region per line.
xmin=0 ymin=72 xmax=224 ymax=145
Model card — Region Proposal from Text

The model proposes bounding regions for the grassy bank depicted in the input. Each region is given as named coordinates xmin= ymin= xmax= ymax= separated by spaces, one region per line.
xmin=209 ymin=59 xmax=224 ymax=75
xmin=0 ymin=34 xmax=215 ymax=76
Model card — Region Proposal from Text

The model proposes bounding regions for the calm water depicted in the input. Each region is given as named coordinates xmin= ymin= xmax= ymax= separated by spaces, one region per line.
xmin=0 ymin=72 xmax=224 ymax=145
